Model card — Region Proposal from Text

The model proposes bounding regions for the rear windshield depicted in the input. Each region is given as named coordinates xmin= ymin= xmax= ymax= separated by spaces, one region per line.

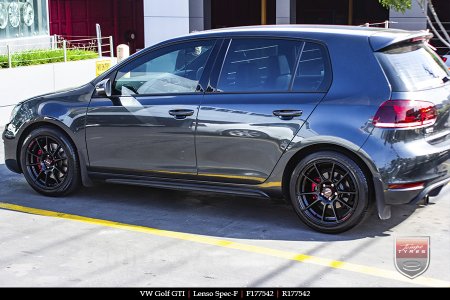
xmin=375 ymin=42 xmax=450 ymax=92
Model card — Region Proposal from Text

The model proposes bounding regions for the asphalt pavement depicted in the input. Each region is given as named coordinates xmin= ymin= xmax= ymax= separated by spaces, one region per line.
xmin=0 ymin=126 xmax=449 ymax=287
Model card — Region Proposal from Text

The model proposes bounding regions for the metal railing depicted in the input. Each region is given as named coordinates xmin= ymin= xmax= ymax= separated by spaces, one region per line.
xmin=362 ymin=20 xmax=398 ymax=28
xmin=0 ymin=35 xmax=114 ymax=69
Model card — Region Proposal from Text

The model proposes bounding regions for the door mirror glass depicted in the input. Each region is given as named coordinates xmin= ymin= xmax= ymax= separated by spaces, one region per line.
xmin=95 ymin=79 xmax=112 ymax=97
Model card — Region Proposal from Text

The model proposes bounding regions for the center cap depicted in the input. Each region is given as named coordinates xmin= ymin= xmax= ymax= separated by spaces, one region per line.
xmin=44 ymin=157 xmax=53 ymax=167
xmin=323 ymin=187 xmax=333 ymax=198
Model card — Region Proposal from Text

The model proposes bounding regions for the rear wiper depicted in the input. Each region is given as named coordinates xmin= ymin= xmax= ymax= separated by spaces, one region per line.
xmin=443 ymin=76 xmax=450 ymax=83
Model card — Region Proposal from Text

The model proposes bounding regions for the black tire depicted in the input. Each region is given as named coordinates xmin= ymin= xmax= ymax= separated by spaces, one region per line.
xmin=289 ymin=151 xmax=370 ymax=234
xmin=20 ymin=126 xmax=81 ymax=197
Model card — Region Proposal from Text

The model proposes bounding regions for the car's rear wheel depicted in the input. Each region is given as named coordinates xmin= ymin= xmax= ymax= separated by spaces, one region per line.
xmin=20 ymin=126 xmax=81 ymax=196
xmin=289 ymin=151 xmax=370 ymax=233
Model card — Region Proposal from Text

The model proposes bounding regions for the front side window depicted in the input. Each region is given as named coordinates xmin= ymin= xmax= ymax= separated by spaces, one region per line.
xmin=217 ymin=38 xmax=304 ymax=92
xmin=113 ymin=40 xmax=215 ymax=96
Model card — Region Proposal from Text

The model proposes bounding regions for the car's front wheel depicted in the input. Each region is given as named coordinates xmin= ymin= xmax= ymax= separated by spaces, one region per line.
xmin=289 ymin=151 xmax=370 ymax=233
xmin=20 ymin=126 xmax=81 ymax=196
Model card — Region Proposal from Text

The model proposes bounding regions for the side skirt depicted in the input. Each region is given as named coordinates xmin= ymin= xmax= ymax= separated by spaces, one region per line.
xmin=88 ymin=171 xmax=271 ymax=199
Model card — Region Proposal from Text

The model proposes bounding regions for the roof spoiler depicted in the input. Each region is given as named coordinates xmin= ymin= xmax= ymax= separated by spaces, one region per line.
xmin=370 ymin=30 xmax=434 ymax=51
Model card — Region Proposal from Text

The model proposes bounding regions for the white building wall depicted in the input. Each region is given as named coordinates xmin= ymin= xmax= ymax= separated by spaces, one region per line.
xmin=144 ymin=0 xmax=190 ymax=46
xmin=144 ymin=0 xmax=207 ymax=47
xmin=389 ymin=0 xmax=428 ymax=30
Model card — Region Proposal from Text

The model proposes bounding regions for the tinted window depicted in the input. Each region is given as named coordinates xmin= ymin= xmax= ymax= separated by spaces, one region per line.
xmin=217 ymin=39 xmax=304 ymax=92
xmin=292 ymin=42 xmax=331 ymax=92
xmin=113 ymin=40 xmax=214 ymax=95
xmin=376 ymin=42 xmax=450 ymax=92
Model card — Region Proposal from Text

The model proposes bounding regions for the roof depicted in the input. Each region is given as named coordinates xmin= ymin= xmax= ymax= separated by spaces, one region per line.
xmin=179 ymin=25 xmax=432 ymax=51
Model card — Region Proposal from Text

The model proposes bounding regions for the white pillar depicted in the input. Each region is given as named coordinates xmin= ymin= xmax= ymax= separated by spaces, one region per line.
xmin=276 ymin=0 xmax=291 ymax=24
xmin=190 ymin=0 xmax=209 ymax=32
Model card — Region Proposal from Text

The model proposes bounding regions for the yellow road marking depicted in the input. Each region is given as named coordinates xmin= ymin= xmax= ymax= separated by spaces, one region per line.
xmin=1 ymin=202 xmax=449 ymax=287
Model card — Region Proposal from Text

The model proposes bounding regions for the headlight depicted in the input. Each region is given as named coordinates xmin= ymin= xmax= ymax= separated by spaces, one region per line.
xmin=9 ymin=103 xmax=22 ymax=123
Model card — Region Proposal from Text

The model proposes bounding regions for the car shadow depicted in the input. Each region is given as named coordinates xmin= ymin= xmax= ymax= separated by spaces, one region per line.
xmin=0 ymin=164 xmax=427 ymax=242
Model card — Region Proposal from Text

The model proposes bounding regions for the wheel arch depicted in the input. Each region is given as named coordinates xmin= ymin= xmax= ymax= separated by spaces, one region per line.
xmin=281 ymin=143 xmax=378 ymax=207
xmin=16 ymin=119 xmax=93 ymax=187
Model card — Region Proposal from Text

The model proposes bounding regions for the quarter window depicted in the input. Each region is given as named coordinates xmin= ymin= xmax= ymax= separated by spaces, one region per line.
xmin=113 ymin=40 xmax=215 ymax=96
xmin=292 ymin=42 xmax=331 ymax=92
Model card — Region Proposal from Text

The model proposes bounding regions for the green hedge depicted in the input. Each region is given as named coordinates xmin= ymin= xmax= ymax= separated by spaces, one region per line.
xmin=0 ymin=49 xmax=98 ymax=68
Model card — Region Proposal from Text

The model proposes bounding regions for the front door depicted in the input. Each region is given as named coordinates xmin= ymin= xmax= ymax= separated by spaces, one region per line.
xmin=86 ymin=40 xmax=216 ymax=177
xmin=196 ymin=38 xmax=332 ymax=184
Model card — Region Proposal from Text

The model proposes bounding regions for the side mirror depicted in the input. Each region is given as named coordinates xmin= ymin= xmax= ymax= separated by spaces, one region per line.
xmin=95 ymin=79 xmax=112 ymax=97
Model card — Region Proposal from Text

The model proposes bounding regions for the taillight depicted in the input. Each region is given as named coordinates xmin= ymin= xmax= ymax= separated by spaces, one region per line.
xmin=373 ymin=100 xmax=437 ymax=129
xmin=442 ymin=56 xmax=448 ymax=62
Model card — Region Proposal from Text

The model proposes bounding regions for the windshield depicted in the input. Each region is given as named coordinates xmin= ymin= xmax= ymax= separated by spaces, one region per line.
xmin=376 ymin=42 xmax=449 ymax=92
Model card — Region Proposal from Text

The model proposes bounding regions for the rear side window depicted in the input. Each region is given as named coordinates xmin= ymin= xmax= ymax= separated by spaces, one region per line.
xmin=217 ymin=38 xmax=302 ymax=92
xmin=376 ymin=42 xmax=450 ymax=92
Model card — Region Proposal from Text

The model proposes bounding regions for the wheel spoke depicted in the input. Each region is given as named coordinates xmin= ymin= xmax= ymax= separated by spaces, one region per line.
xmin=338 ymin=191 xmax=357 ymax=195
xmin=336 ymin=198 xmax=354 ymax=210
xmin=52 ymin=170 xmax=61 ymax=184
xmin=331 ymin=202 xmax=338 ymax=222
xmin=54 ymin=166 xmax=65 ymax=176
xmin=53 ymin=158 xmax=66 ymax=163
xmin=44 ymin=172 xmax=50 ymax=187
xmin=302 ymin=173 xmax=319 ymax=184
xmin=26 ymin=163 xmax=40 ymax=167
xmin=52 ymin=145 xmax=62 ymax=157
xmin=35 ymin=138 xmax=44 ymax=153
xmin=335 ymin=171 xmax=349 ymax=186
xmin=321 ymin=204 xmax=327 ymax=221
xmin=33 ymin=171 xmax=44 ymax=184
xmin=301 ymin=199 xmax=321 ymax=211
xmin=46 ymin=136 xmax=49 ymax=152
xmin=27 ymin=150 xmax=40 ymax=159
xmin=313 ymin=163 xmax=325 ymax=182
xmin=298 ymin=192 xmax=319 ymax=196
xmin=329 ymin=163 xmax=335 ymax=181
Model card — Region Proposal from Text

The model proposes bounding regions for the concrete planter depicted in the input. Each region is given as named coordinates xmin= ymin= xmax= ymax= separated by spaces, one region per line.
xmin=0 ymin=58 xmax=116 ymax=123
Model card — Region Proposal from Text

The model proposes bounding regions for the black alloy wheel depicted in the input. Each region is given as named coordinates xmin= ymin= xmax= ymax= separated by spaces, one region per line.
xmin=289 ymin=151 xmax=370 ymax=233
xmin=21 ymin=127 xmax=80 ymax=196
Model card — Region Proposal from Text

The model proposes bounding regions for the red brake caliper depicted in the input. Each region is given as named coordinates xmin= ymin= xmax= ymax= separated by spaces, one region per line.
xmin=37 ymin=149 xmax=43 ymax=171
xmin=311 ymin=178 xmax=320 ymax=200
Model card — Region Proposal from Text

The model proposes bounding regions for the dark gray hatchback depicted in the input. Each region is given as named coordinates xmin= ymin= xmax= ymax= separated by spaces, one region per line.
xmin=3 ymin=25 xmax=450 ymax=233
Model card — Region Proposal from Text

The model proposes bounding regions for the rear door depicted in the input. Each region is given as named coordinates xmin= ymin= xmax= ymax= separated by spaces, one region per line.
xmin=196 ymin=38 xmax=332 ymax=184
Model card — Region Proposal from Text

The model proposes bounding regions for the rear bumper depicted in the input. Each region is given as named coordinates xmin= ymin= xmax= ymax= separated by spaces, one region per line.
xmin=384 ymin=176 xmax=450 ymax=205
xmin=361 ymin=129 xmax=450 ymax=210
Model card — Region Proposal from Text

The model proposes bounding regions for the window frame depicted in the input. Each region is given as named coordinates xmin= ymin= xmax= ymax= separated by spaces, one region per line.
xmin=110 ymin=38 xmax=219 ymax=97
xmin=212 ymin=36 xmax=333 ymax=94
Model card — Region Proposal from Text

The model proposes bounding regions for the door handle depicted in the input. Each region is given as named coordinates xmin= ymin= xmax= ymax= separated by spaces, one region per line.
xmin=169 ymin=109 xmax=195 ymax=119
xmin=273 ymin=110 xmax=303 ymax=120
